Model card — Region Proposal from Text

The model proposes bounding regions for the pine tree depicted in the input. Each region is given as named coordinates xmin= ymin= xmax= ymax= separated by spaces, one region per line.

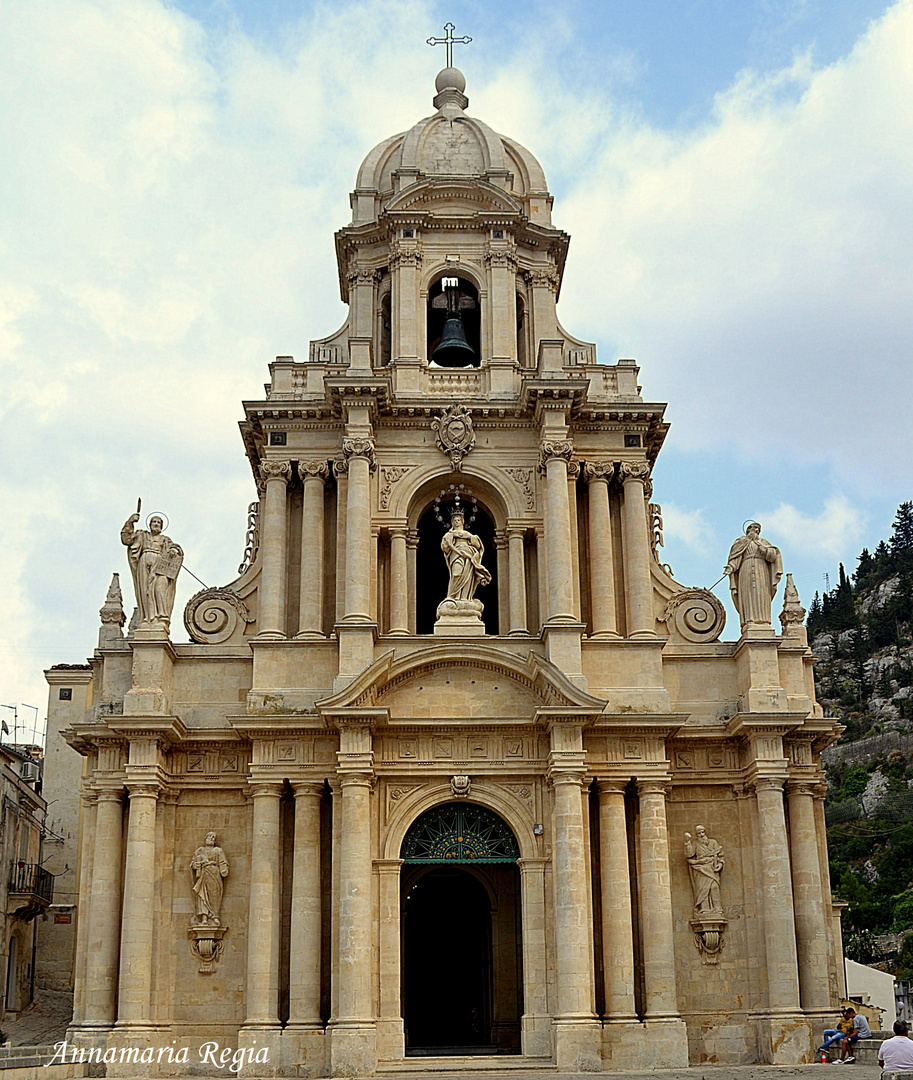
xmin=891 ymin=501 xmax=913 ymax=569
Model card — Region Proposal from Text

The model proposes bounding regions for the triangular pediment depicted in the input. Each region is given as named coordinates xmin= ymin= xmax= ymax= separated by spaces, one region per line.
xmin=317 ymin=644 xmax=606 ymax=720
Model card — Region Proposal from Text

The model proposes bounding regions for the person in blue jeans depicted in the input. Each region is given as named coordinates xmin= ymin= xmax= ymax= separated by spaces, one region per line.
xmin=818 ymin=1010 xmax=853 ymax=1054
xmin=835 ymin=1008 xmax=871 ymax=1063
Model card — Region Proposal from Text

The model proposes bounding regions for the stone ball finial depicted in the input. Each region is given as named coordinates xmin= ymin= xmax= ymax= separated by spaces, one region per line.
xmin=435 ymin=67 xmax=466 ymax=94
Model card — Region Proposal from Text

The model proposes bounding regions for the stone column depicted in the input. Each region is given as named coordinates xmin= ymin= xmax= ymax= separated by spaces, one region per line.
xmin=518 ymin=858 xmax=550 ymax=1058
xmin=388 ymin=526 xmax=409 ymax=635
xmin=334 ymin=459 xmax=348 ymax=625
xmin=598 ymin=780 xmax=636 ymax=1019
xmin=245 ymin=782 xmax=283 ymax=1028
xmin=288 ymin=782 xmax=323 ymax=1028
xmin=507 ymin=527 xmax=528 ymax=635
xmin=619 ymin=462 xmax=655 ymax=638
xmin=584 ymin=463 xmax=618 ymax=637
xmin=83 ymin=787 xmax=124 ymax=1026
xmin=342 ymin=438 xmax=376 ymax=622
xmin=636 ymin=780 xmax=679 ymax=1019
xmin=71 ymin=791 xmax=97 ymax=1026
xmin=754 ymin=777 xmax=801 ymax=1010
xmin=495 ymin=530 xmax=509 ymax=634
xmin=117 ymin=783 xmax=160 ymax=1026
xmin=297 ymin=461 xmax=328 ymax=638
xmin=257 ymin=460 xmax=292 ymax=638
xmin=539 ymin=440 xmax=575 ymax=622
xmin=376 ymin=859 xmax=404 ymax=1058
xmin=406 ymin=530 xmax=419 ymax=634
xmin=568 ymin=462 xmax=581 ymax=620
xmin=786 ymin=781 xmax=830 ymax=1010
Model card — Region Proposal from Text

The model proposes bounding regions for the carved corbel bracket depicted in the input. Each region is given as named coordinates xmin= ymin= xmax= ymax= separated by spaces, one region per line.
xmin=690 ymin=917 xmax=727 ymax=965
xmin=188 ymin=924 xmax=228 ymax=974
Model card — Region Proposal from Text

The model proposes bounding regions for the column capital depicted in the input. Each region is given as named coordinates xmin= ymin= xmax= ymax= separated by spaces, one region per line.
xmin=291 ymin=780 xmax=324 ymax=798
xmin=125 ymin=782 xmax=161 ymax=800
xmin=618 ymin=461 xmax=651 ymax=485
xmin=596 ymin=778 xmax=629 ymax=796
xmin=584 ymin=460 xmax=615 ymax=484
xmin=388 ymin=522 xmax=409 ymax=540
xmin=537 ymin=438 xmax=574 ymax=473
xmin=259 ymin=459 xmax=292 ymax=484
xmin=337 ymin=770 xmax=375 ymax=791
xmin=94 ymin=786 xmax=124 ymax=804
xmin=566 ymin=460 xmax=581 ymax=480
xmin=547 ymin=764 xmax=587 ymax=787
xmin=342 ymin=436 xmax=377 ymax=472
xmin=299 ymin=460 xmax=329 ymax=482
xmin=248 ymin=780 xmax=284 ymax=799
xmin=786 ymin=779 xmax=818 ymax=798
xmin=333 ymin=457 xmax=348 ymax=478
xmin=751 ymin=775 xmax=785 ymax=794
xmin=636 ymin=777 xmax=670 ymax=797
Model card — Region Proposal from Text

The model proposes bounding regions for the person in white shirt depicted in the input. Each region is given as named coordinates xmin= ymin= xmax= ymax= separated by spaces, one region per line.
xmin=878 ymin=1019 xmax=913 ymax=1072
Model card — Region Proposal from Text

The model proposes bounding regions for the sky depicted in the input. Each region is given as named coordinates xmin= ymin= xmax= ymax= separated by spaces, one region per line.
xmin=2 ymin=0 xmax=911 ymax=734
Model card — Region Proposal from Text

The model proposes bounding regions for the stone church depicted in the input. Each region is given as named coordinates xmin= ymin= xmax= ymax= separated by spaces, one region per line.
xmin=48 ymin=63 xmax=844 ymax=1076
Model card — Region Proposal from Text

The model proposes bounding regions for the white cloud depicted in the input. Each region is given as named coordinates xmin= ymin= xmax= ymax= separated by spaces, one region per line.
xmin=759 ymin=495 xmax=867 ymax=559
xmin=658 ymin=503 xmax=717 ymax=558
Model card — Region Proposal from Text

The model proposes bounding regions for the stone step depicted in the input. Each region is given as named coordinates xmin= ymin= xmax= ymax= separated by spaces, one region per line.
xmin=377 ymin=1056 xmax=557 ymax=1072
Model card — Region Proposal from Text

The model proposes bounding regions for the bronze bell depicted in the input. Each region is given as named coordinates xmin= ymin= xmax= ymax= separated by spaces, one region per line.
xmin=432 ymin=315 xmax=475 ymax=367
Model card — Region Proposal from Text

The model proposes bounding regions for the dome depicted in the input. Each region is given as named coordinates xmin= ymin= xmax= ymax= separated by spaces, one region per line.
xmin=350 ymin=69 xmax=553 ymax=226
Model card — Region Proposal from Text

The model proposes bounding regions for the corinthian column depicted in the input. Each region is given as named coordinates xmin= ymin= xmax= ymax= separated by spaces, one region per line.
xmin=539 ymin=440 xmax=576 ymax=622
xmin=636 ymin=779 xmax=679 ymax=1019
xmin=787 ymin=781 xmax=830 ymax=1009
xmin=584 ymin=462 xmax=618 ymax=637
xmin=297 ymin=461 xmax=329 ymax=638
xmin=117 ymin=783 xmax=160 ymax=1026
xmin=597 ymin=780 xmax=636 ymax=1019
xmin=245 ymin=782 xmax=283 ymax=1028
xmin=289 ymin=782 xmax=323 ymax=1028
xmin=342 ymin=438 xmax=376 ymax=622
xmin=84 ymin=787 xmax=124 ymax=1027
xmin=619 ymin=462 xmax=655 ymax=637
xmin=753 ymin=777 xmax=800 ymax=1010
xmin=257 ymin=460 xmax=292 ymax=638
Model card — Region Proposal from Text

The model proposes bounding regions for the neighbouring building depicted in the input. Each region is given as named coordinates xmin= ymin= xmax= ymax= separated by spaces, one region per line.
xmin=49 ymin=65 xmax=843 ymax=1075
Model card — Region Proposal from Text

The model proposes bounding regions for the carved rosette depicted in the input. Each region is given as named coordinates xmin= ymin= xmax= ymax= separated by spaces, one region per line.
xmin=342 ymin=437 xmax=377 ymax=473
xmin=432 ymin=404 xmax=476 ymax=472
xmin=662 ymin=589 xmax=726 ymax=643
xmin=537 ymin=439 xmax=574 ymax=473
xmin=184 ymin=588 xmax=253 ymax=645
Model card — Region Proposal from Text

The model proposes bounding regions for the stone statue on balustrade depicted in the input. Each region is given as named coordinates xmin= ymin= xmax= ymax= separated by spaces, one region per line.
xmin=724 ymin=522 xmax=782 ymax=630
xmin=435 ymin=508 xmax=491 ymax=636
xmin=190 ymin=831 xmax=229 ymax=926
xmin=684 ymin=825 xmax=724 ymax=917
xmin=121 ymin=500 xmax=183 ymax=631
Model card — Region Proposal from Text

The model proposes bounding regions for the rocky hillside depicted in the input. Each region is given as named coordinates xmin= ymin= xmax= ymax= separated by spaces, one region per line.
xmin=809 ymin=502 xmax=913 ymax=974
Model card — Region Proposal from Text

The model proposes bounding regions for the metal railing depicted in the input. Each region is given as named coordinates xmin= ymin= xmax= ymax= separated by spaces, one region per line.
xmin=9 ymin=862 xmax=53 ymax=904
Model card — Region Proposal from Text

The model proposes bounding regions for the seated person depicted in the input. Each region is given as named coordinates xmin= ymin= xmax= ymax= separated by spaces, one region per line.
xmin=819 ymin=1010 xmax=854 ymax=1053
xmin=835 ymin=1007 xmax=871 ymax=1063
xmin=878 ymin=1019 xmax=913 ymax=1073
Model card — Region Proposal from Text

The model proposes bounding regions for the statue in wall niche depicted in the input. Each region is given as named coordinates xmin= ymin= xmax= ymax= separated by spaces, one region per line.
xmin=121 ymin=500 xmax=183 ymax=629
xmin=724 ymin=521 xmax=783 ymax=629
xmin=190 ymin=832 xmax=229 ymax=926
xmin=441 ymin=509 xmax=491 ymax=602
xmin=685 ymin=825 xmax=724 ymax=916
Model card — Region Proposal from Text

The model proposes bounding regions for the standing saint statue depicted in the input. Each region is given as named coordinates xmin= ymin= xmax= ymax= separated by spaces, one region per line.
xmin=724 ymin=522 xmax=782 ymax=629
xmin=190 ymin=831 xmax=229 ymax=926
xmin=685 ymin=825 xmax=724 ymax=916
xmin=441 ymin=510 xmax=491 ymax=601
xmin=121 ymin=506 xmax=184 ymax=629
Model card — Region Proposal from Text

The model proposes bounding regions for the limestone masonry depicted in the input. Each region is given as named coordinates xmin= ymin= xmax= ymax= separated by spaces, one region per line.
xmin=44 ymin=66 xmax=843 ymax=1076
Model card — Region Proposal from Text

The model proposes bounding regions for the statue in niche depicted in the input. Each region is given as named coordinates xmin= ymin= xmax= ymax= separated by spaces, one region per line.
xmin=190 ymin=831 xmax=229 ymax=926
xmin=121 ymin=501 xmax=183 ymax=629
xmin=684 ymin=825 xmax=724 ymax=916
xmin=441 ymin=509 xmax=491 ymax=602
xmin=724 ymin=522 xmax=783 ymax=629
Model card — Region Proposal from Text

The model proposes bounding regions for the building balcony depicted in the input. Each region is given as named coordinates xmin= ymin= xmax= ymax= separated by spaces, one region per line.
xmin=8 ymin=862 xmax=53 ymax=920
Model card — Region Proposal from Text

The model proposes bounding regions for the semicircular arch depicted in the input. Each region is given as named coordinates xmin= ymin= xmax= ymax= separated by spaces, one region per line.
xmin=388 ymin=462 xmax=523 ymax=525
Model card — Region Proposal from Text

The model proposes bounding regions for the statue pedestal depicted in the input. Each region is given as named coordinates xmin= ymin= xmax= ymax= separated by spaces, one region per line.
xmin=434 ymin=598 xmax=485 ymax=636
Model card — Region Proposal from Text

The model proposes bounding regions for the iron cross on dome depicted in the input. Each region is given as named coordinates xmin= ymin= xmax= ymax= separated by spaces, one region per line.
xmin=426 ymin=22 xmax=472 ymax=67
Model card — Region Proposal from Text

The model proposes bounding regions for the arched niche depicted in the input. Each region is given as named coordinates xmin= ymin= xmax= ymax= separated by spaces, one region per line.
xmin=427 ymin=274 xmax=481 ymax=367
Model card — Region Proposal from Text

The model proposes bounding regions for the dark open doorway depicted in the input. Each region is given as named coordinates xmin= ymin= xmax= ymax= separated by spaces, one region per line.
xmin=415 ymin=501 xmax=498 ymax=634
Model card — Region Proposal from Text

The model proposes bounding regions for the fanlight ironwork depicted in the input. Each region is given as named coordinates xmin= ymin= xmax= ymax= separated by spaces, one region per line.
xmin=401 ymin=802 xmax=520 ymax=863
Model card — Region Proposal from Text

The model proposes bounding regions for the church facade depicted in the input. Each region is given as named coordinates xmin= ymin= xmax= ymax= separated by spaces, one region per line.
xmin=50 ymin=65 xmax=843 ymax=1075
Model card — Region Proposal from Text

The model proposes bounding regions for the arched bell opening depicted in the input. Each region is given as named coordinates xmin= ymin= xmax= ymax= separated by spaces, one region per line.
xmin=427 ymin=276 xmax=481 ymax=367
xmin=415 ymin=500 xmax=498 ymax=634
xmin=400 ymin=803 xmax=522 ymax=1055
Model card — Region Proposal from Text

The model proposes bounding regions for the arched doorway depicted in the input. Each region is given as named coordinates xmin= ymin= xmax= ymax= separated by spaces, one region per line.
xmin=400 ymin=803 xmax=522 ymax=1055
